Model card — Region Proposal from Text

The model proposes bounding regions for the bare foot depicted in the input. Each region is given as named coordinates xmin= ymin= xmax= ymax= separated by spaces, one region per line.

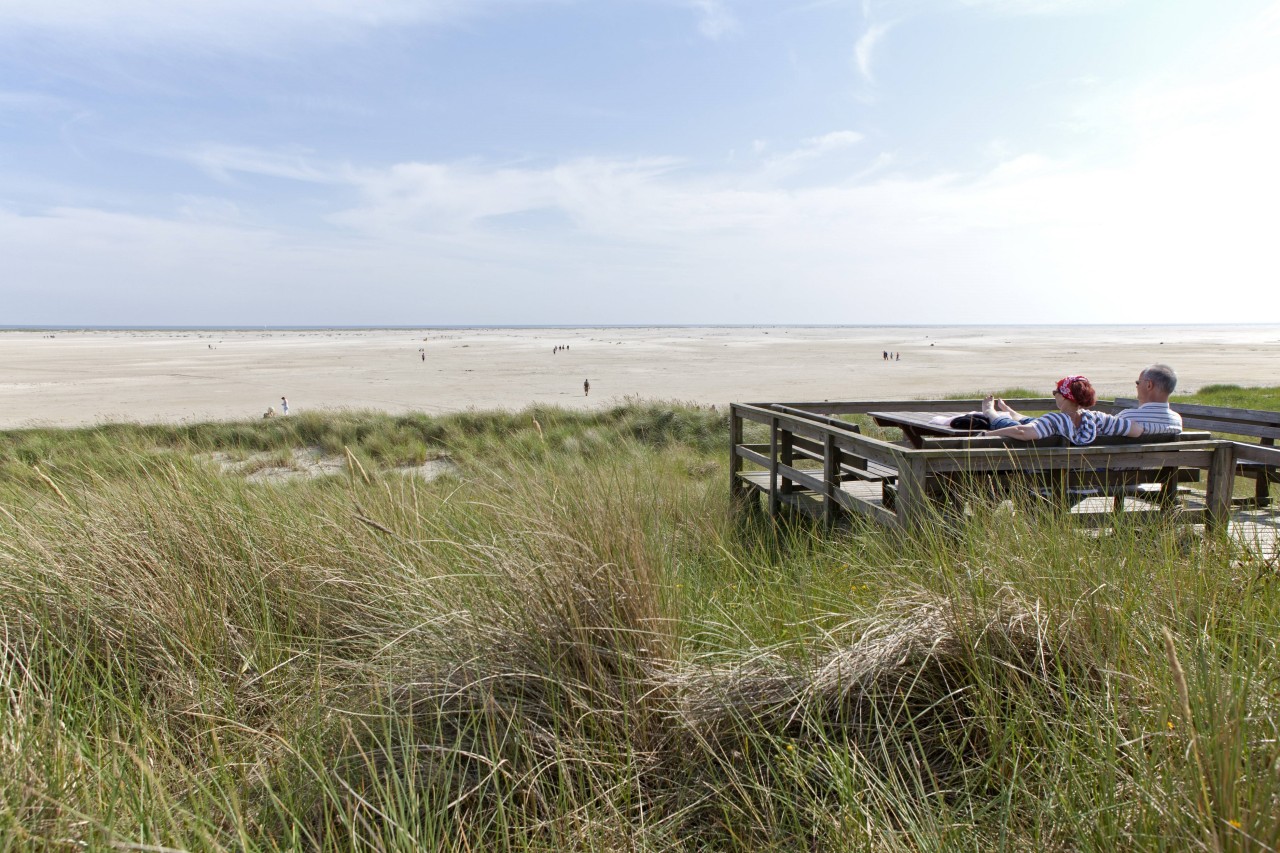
xmin=982 ymin=395 xmax=997 ymax=418
xmin=996 ymin=398 xmax=1015 ymax=413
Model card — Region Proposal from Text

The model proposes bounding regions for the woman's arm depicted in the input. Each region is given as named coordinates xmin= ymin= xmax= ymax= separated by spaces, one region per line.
xmin=984 ymin=423 xmax=1041 ymax=440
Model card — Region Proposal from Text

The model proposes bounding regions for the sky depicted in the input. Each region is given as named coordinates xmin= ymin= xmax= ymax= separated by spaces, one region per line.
xmin=2 ymin=0 xmax=1278 ymax=326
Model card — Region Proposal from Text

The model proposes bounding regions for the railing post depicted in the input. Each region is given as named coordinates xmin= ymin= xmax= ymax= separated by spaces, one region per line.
xmin=823 ymin=433 xmax=839 ymax=527
xmin=1205 ymin=441 xmax=1236 ymax=535
xmin=768 ymin=416 xmax=780 ymax=518
xmin=729 ymin=405 xmax=746 ymax=508
xmin=1257 ymin=437 xmax=1274 ymax=507
xmin=896 ymin=453 xmax=928 ymax=531
xmin=779 ymin=425 xmax=794 ymax=496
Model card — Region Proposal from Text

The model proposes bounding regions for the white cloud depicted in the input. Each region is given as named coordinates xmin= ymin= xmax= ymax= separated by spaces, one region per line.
xmin=184 ymin=145 xmax=356 ymax=185
xmin=854 ymin=21 xmax=892 ymax=82
xmin=689 ymin=0 xmax=740 ymax=39
xmin=755 ymin=130 xmax=866 ymax=182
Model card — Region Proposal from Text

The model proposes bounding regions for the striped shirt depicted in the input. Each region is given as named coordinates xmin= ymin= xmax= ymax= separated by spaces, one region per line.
xmin=1115 ymin=402 xmax=1182 ymax=435
xmin=1030 ymin=410 xmax=1134 ymax=446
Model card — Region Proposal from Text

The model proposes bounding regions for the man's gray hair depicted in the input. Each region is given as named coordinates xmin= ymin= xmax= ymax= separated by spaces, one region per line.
xmin=1141 ymin=363 xmax=1177 ymax=395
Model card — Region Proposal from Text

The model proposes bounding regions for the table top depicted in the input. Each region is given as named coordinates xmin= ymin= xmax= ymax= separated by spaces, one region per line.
xmin=868 ymin=410 xmax=976 ymax=437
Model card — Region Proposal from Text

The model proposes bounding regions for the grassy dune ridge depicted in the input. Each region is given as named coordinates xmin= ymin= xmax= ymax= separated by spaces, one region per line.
xmin=1 ymin=395 xmax=1278 ymax=850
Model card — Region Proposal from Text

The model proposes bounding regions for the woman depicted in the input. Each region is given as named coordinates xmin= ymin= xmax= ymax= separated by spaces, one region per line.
xmin=984 ymin=375 xmax=1144 ymax=445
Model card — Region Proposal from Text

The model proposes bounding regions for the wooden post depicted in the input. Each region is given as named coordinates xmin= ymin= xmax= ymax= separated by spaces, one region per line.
xmin=768 ymin=416 xmax=780 ymax=518
xmin=1156 ymin=466 xmax=1180 ymax=509
xmin=896 ymin=454 xmax=929 ymax=531
xmin=779 ymin=426 xmax=794 ymax=496
xmin=823 ymin=433 xmax=839 ymax=527
xmin=1205 ymin=442 xmax=1236 ymax=535
xmin=729 ymin=406 xmax=746 ymax=507
xmin=1257 ymin=437 xmax=1274 ymax=507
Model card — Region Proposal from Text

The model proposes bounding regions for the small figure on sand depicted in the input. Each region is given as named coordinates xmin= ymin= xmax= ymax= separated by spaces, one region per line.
xmin=263 ymin=406 xmax=276 ymax=419
xmin=280 ymin=396 xmax=289 ymax=415
xmin=583 ymin=378 xmax=590 ymax=397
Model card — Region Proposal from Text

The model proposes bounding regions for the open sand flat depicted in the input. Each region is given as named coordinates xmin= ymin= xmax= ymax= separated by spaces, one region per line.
xmin=1 ymin=325 xmax=1277 ymax=429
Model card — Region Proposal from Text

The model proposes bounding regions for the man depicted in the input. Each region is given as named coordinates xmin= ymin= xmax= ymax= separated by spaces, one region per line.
xmin=1116 ymin=364 xmax=1182 ymax=434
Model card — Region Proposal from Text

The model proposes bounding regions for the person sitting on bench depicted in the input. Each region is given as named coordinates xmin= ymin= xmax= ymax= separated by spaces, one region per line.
xmin=1115 ymin=363 xmax=1182 ymax=434
xmin=984 ymin=375 xmax=1145 ymax=445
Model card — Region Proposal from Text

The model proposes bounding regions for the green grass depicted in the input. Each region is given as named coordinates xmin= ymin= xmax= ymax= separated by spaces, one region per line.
xmin=1 ymin=397 xmax=1277 ymax=851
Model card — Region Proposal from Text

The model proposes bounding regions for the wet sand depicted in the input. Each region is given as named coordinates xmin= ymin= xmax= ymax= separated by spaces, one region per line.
xmin=1 ymin=325 xmax=1277 ymax=429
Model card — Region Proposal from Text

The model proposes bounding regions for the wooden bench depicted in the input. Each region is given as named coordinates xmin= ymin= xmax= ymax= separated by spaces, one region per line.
xmin=919 ymin=431 xmax=1211 ymax=509
xmin=1112 ymin=399 xmax=1280 ymax=507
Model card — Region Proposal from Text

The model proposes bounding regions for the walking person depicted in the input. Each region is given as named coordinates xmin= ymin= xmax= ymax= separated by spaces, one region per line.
xmin=280 ymin=396 xmax=289 ymax=415
xmin=583 ymin=379 xmax=590 ymax=397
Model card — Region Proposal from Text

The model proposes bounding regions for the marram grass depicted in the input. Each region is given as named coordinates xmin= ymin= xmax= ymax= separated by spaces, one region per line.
xmin=1 ymin=401 xmax=1278 ymax=851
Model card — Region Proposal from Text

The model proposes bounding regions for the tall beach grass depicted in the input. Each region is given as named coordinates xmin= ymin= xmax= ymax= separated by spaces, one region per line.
xmin=1 ymin=398 xmax=1277 ymax=850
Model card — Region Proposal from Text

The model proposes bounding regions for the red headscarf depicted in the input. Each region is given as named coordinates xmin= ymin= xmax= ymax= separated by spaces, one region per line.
xmin=1055 ymin=375 xmax=1088 ymax=404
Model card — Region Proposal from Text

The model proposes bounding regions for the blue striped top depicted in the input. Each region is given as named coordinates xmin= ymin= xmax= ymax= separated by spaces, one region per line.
xmin=1030 ymin=410 xmax=1133 ymax=446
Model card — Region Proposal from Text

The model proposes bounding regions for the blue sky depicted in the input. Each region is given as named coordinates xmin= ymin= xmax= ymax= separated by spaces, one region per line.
xmin=2 ymin=0 xmax=1278 ymax=325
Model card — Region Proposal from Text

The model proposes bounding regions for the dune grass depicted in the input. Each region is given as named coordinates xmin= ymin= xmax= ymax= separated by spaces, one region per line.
xmin=1 ymin=398 xmax=1277 ymax=851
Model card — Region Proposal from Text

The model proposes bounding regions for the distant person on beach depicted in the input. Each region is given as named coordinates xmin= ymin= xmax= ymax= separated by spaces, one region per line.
xmin=984 ymin=376 xmax=1144 ymax=446
xmin=280 ymin=396 xmax=289 ymax=415
xmin=583 ymin=379 xmax=590 ymax=397
xmin=263 ymin=406 xmax=275 ymax=419
xmin=1115 ymin=363 xmax=1182 ymax=434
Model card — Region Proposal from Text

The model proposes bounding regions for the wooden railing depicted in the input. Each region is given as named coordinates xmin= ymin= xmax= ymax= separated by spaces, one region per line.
xmin=730 ymin=400 xmax=1280 ymax=533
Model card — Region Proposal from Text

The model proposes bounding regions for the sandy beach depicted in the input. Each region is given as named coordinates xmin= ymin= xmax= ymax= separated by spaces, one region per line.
xmin=1 ymin=325 xmax=1276 ymax=429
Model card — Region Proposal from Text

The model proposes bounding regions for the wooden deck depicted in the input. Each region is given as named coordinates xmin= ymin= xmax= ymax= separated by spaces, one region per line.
xmin=731 ymin=399 xmax=1280 ymax=552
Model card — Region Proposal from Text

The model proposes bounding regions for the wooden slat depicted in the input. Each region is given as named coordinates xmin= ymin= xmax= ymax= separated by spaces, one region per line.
xmin=1233 ymin=441 xmax=1280 ymax=465
xmin=768 ymin=399 xmax=1058 ymax=415
xmin=830 ymin=483 xmax=900 ymax=528
xmin=776 ymin=462 xmax=827 ymax=496
xmin=736 ymin=445 xmax=772 ymax=469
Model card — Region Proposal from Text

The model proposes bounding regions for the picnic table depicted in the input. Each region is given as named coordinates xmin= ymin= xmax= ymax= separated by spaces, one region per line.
xmin=869 ymin=410 xmax=979 ymax=448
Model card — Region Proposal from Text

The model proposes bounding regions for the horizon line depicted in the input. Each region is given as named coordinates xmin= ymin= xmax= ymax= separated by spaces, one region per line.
xmin=5 ymin=322 xmax=1280 ymax=332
